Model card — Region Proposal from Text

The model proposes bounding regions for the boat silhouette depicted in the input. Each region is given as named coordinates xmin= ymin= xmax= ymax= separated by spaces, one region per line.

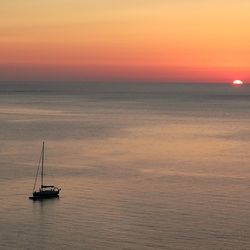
xmin=29 ymin=142 xmax=61 ymax=200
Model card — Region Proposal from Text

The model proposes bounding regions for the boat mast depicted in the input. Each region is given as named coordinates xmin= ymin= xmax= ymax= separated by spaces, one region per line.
xmin=41 ymin=141 xmax=45 ymax=189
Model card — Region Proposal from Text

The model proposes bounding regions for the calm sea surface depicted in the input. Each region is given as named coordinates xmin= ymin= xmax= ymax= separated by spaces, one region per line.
xmin=1 ymin=82 xmax=250 ymax=250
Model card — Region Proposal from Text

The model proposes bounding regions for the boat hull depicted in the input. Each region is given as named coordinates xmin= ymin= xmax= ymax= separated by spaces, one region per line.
xmin=29 ymin=195 xmax=59 ymax=200
xmin=29 ymin=189 xmax=60 ymax=200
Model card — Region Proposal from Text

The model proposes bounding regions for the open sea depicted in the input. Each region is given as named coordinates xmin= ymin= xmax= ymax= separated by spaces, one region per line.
xmin=0 ymin=82 xmax=250 ymax=250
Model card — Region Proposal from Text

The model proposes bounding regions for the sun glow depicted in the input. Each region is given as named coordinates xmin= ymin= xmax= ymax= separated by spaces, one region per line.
xmin=233 ymin=80 xmax=243 ymax=85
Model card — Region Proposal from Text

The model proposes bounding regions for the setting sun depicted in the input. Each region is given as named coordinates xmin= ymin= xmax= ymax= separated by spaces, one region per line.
xmin=233 ymin=80 xmax=243 ymax=85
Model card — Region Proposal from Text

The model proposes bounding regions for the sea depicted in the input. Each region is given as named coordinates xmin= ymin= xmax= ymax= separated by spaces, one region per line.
xmin=0 ymin=82 xmax=250 ymax=250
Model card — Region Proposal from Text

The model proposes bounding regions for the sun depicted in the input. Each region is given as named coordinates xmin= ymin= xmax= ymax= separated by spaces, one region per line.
xmin=233 ymin=80 xmax=243 ymax=86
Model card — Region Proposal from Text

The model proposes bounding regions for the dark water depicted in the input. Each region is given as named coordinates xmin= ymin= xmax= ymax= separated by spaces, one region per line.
xmin=1 ymin=82 xmax=250 ymax=249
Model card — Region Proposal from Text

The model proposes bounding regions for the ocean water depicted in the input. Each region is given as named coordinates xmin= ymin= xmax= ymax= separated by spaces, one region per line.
xmin=0 ymin=82 xmax=250 ymax=250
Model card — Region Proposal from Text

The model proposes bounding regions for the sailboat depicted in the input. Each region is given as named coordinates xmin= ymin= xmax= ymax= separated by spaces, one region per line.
xmin=29 ymin=142 xmax=61 ymax=200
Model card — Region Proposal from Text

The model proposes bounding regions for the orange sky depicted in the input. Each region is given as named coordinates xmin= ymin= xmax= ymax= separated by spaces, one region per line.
xmin=0 ymin=1 xmax=249 ymax=83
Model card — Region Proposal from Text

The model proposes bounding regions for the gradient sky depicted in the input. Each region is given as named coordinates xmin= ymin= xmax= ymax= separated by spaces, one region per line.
xmin=0 ymin=0 xmax=249 ymax=83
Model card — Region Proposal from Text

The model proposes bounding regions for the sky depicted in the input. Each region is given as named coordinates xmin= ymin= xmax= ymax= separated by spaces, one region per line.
xmin=0 ymin=0 xmax=249 ymax=83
